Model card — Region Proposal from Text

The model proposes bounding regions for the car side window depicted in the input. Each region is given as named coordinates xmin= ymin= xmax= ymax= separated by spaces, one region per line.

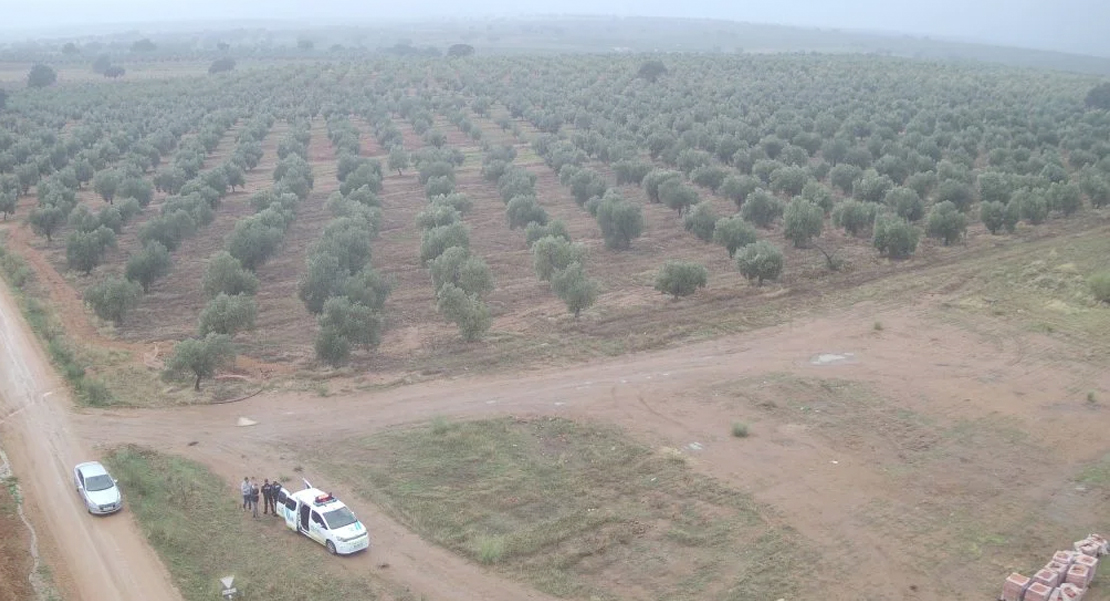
xmin=311 ymin=511 xmax=324 ymax=527
xmin=78 ymin=472 xmax=84 ymax=487
xmin=285 ymin=498 xmax=296 ymax=511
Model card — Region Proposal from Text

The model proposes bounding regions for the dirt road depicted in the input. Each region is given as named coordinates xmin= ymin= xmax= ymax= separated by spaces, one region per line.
xmin=0 ymin=283 xmax=183 ymax=601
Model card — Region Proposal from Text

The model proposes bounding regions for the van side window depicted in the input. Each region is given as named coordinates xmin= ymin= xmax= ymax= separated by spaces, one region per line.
xmin=285 ymin=498 xmax=296 ymax=511
xmin=275 ymin=489 xmax=287 ymax=504
xmin=311 ymin=511 xmax=324 ymax=527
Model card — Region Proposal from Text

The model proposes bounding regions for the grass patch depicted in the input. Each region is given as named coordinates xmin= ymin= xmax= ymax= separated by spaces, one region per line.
xmin=730 ymin=422 xmax=750 ymax=437
xmin=0 ymin=235 xmax=116 ymax=406
xmin=1075 ymin=453 xmax=1110 ymax=490
xmin=944 ymin=233 xmax=1110 ymax=357
xmin=312 ymin=417 xmax=801 ymax=601
xmin=103 ymin=446 xmax=380 ymax=601
xmin=1090 ymin=271 xmax=1110 ymax=303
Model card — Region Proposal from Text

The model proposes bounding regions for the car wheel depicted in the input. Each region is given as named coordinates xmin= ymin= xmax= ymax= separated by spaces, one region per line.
xmin=326 ymin=541 xmax=336 ymax=555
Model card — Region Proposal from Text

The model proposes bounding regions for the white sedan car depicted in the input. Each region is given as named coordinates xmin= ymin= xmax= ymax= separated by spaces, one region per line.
xmin=73 ymin=461 xmax=122 ymax=515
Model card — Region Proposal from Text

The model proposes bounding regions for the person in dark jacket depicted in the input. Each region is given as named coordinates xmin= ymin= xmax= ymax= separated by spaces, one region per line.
xmin=261 ymin=479 xmax=272 ymax=515
xmin=270 ymin=477 xmax=282 ymax=516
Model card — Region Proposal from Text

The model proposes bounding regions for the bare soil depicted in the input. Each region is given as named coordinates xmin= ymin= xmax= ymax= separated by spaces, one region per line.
xmin=67 ymin=288 xmax=1110 ymax=600
xmin=0 ymin=481 xmax=33 ymax=601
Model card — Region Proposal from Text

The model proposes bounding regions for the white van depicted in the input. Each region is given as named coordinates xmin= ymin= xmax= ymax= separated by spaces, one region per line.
xmin=273 ymin=481 xmax=370 ymax=555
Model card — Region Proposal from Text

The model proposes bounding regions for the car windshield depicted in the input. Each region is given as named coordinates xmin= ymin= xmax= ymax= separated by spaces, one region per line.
xmin=322 ymin=507 xmax=357 ymax=530
xmin=84 ymin=474 xmax=114 ymax=492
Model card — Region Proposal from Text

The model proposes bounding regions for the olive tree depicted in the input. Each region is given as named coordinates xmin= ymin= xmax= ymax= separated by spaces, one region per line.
xmin=873 ymin=214 xmax=920 ymax=259
xmin=125 ymin=242 xmax=172 ymax=292
xmin=506 ymin=195 xmax=548 ymax=230
xmin=198 ymin=293 xmax=257 ymax=337
xmin=415 ymin=204 xmax=461 ymax=229
xmin=298 ymin=252 xmax=346 ymax=314
xmin=28 ymin=64 xmax=57 ymax=88
xmin=343 ymin=267 xmax=392 ymax=311
xmin=203 ymin=251 xmax=259 ymax=298
xmin=740 ymin=188 xmax=783 ymax=228
xmin=925 ymin=201 xmax=967 ymax=246
xmin=659 ymin=178 xmax=700 ymax=214
xmin=84 ymin=276 xmax=142 ymax=326
xmin=419 ymin=222 xmax=470 ymax=265
xmin=436 ymin=283 xmax=492 ymax=342
xmin=165 ymin=333 xmax=235 ymax=391
xmin=735 ymin=240 xmax=784 ymax=286
xmin=525 ymin=220 xmax=570 ymax=247
xmin=388 ymin=147 xmax=409 ymax=175
xmin=66 ymin=226 xmax=116 ymax=275
xmin=533 ymin=235 xmax=588 ymax=281
xmin=595 ymin=195 xmax=643 ymax=250
xmin=93 ymin=170 xmax=121 ymax=203
xmin=719 ymin=174 xmax=761 ymax=208
xmin=682 ymin=202 xmax=718 ymax=242
xmin=29 ymin=205 xmax=66 ymax=242
xmin=654 ymin=261 xmax=709 ymax=299
xmin=551 ymin=261 xmax=599 ymax=318
xmin=979 ymin=201 xmax=1007 ymax=235
xmin=783 ymin=197 xmax=823 ymax=248
xmin=0 ymin=192 xmax=14 ymax=221
xmin=884 ymin=186 xmax=924 ymax=222
xmin=429 ymin=246 xmax=494 ymax=297
xmin=832 ymin=200 xmax=879 ymax=236
xmin=314 ymin=326 xmax=351 ymax=367
xmin=318 ymin=296 xmax=383 ymax=350
xmin=712 ymin=215 xmax=759 ymax=257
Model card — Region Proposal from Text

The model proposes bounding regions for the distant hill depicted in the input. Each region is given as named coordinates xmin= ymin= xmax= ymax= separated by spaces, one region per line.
xmin=3 ymin=15 xmax=1109 ymax=76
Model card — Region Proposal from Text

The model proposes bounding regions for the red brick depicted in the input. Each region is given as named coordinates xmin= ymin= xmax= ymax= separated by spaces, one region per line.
xmin=1053 ymin=550 xmax=1076 ymax=566
xmin=1055 ymin=583 xmax=1086 ymax=601
xmin=1034 ymin=568 xmax=1062 ymax=588
xmin=1073 ymin=553 xmax=1097 ymax=579
xmin=1003 ymin=573 xmax=1032 ymax=601
xmin=1066 ymin=564 xmax=1091 ymax=587
xmin=1025 ymin=582 xmax=1054 ymax=601
xmin=1046 ymin=561 xmax=1069 ymax=578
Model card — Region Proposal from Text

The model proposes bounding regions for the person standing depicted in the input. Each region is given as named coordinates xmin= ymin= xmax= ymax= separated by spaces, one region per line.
xmin=250 ymin=478 xmax=260 ymax=518
xmin=240 ymin=477 xmax=250 ymax=511
xmin=261 ymin=479 xmax=272 ymax=515
xmin=270 ymin=477 xmax=282 ymax=516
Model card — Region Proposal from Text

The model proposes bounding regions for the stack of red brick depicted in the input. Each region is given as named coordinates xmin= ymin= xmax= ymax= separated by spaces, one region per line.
xmin=1000 ymin=534 xmax=1107 ymax=601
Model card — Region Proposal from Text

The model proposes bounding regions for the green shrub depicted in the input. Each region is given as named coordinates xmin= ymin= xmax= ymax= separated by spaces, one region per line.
xmin=595 ymin=195 xmax=643 ymax=250
xmin=783 ymin=197 xmax=823 ymax=248
xmin=1090 ymin=272 xmax=1110 ymax=304
xmin=925 ymin=201 xmax=967 ymax=246
xmin=84 ymin=276 xmax=142 ymax=326
xmin=735 ymin=240 xmax=783 ymax=286
xmin=682 ymin=202 xmax=718 ymax=242
xmin=654 ymin=261 xmax=709 ymax=299
xmin=740 ymin=188 xmax=783 ymax=228
xmin=197 ymin=293 xmax=257 ymax=337
xmin=873 ymin=214 xmax=920 ymax=259
xmin=551 ymin=261 xmax=599 ymax=318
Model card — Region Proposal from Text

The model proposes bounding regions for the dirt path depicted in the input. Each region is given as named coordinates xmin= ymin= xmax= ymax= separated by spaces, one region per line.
xmin=0 ymin=284 xmax=183 ymax=601
xmin=69 ymin=291 xmax=1110 ymax=599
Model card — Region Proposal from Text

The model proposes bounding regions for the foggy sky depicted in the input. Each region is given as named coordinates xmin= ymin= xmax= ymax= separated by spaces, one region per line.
xmin=5 ymin=0 xmax=1109 ymax=57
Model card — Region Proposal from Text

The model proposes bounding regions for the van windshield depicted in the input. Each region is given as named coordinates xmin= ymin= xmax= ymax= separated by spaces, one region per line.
xmin=322 ymin=507 xmax=357 ymax=530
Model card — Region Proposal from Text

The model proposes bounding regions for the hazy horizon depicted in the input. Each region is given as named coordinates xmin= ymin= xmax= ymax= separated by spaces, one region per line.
xmin=4 ymin=0 xmax=1109 ymax=58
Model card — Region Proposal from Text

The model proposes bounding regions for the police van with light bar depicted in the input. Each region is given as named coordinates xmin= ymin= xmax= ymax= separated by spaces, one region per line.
xmin=274 ymin=479 xmax=370 ymax=555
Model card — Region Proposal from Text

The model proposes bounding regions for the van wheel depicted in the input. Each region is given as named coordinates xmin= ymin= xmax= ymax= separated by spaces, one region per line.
xmin=326 ymin=541 xmax=336 ymax=555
